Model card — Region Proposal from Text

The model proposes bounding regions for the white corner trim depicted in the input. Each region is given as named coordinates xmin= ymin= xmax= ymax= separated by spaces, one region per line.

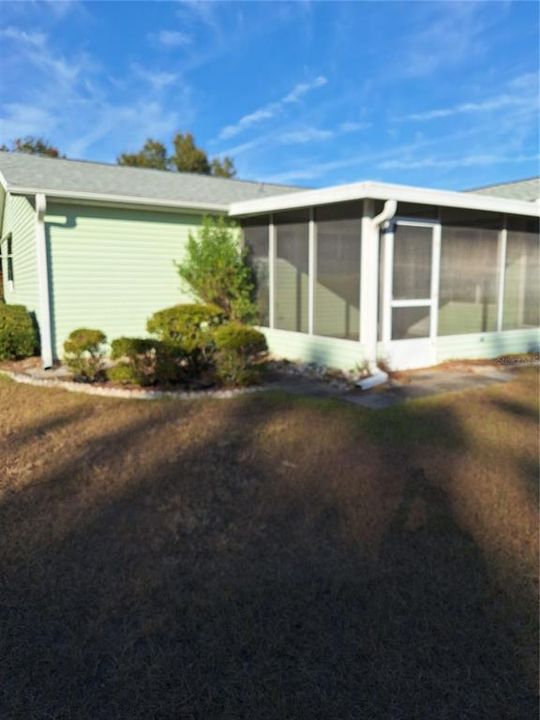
xmin=35 ymin=193 xmax=53 ymax=369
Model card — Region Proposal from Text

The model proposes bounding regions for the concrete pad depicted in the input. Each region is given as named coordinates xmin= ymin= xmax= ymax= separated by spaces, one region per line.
xmin=342 ymin=368 xmax=515 ymax=409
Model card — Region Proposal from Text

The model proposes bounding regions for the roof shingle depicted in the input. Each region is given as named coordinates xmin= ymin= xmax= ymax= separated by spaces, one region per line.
xmin=0 ymin=152 xmax=301 ymax=208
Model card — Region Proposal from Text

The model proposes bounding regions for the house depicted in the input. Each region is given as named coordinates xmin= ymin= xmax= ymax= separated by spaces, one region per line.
xmin=0 ymin=151 xmax=538 ymax=374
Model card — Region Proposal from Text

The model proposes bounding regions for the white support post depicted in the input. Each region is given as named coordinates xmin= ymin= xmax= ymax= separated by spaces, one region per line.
xmin=35 ymin=194 xmax=53 ymax=369
xmin=360 ymin=199 xmax=378 ymax=359
xmin=269 ymin=214 xmax=276 ymax=329
xmin=308 ymin=207 xmax=316 ymax=335
xmin=381 ymin=227 xmax=394 ymax=344
xmin=430 ymin=222 xmax=442 ymax=341
xmin=496 ymin=216 xmax=507 ymax=332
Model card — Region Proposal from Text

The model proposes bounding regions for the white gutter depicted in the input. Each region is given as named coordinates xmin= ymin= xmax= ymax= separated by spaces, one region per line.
xmin=7 ymin=185 xmax=229 ymax=214
xmin=229 ymin=180 xmax=540 ymax=218
xmin=357 ymin=199 xmax=398 ymax=391
xmin=35 ymin=193 xmax=53 ymax=369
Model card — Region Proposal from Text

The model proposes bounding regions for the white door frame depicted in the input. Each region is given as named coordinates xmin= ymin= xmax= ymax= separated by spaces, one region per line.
xmin=381 ymin=218 xmax=441 ymax=370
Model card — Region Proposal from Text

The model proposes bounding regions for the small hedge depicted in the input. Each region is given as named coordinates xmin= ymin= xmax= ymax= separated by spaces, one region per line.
xmin=107 ymin=336 xmax=183 ymax=386
xmin=63 ymin=328 xmax=106 ymax=382
xmin=212 ymin=322 xmax=267 ymax=386
xmin=147 ymin=303 xmax=223 ymax=375
xmin=0 ymin=304 xmax=37 ymax=360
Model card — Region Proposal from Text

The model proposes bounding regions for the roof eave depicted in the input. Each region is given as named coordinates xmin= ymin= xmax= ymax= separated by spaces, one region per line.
xmin=4 ymin=183 xmax=230 ymax=214
xmin=228 ymin=180 xmax=540 ymax=218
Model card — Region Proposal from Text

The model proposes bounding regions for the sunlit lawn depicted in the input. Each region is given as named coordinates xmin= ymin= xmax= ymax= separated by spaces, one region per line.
xmin=0 ymin=369 xmax=538 ymax=719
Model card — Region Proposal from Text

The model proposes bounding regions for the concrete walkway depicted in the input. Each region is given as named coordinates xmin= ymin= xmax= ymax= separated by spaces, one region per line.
xmin=269 ymin=365 xmax=519 ymax=409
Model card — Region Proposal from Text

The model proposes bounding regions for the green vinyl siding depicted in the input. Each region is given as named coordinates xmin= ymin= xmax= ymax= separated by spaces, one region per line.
xmin=46 ymin=203 xmax=206 ymax=357
xmin=435 ymin=329 xmax=540 ymax=362
xmin=261 ymin=327 xmax=365 ymax=371
xmin=1 ymin=193 xmax=39 ymax=318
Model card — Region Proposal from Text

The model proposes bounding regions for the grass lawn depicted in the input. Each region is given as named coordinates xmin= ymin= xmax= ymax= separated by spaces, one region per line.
xmin=0 ymin=369 xmax=538 ymax=719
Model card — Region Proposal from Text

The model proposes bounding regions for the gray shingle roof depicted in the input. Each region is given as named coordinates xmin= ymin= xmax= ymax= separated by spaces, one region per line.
xmin=466 ymin=177 xmax=540 ymax=202
xmin=0 ymin=151 xmax=301 ymax=208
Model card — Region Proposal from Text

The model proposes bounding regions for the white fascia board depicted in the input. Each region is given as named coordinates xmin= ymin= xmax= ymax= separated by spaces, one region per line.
xmin=5 ymin=185 xmax=229 ymax=214
xmin=229 ymin=180 xmax=540 ymax=218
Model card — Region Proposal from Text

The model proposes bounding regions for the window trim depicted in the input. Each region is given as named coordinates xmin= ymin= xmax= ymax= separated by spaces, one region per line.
xmin=1 ymin=232 xmax=14 ymax=289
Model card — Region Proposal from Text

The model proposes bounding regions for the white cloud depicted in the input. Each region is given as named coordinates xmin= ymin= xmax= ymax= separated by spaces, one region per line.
xmin=0 ymin=26 xmax=47 ymax=47
xmin=152 ymin=30 xmax=192 ymax=47
xmin=0 ymin=103 xmax=57 ymax=139
xmin=403 ymin=94 xmax=536 ymax=122
xmin=282 ymin=75 xmax=327 ymax=104
xmin=132 ymin=65 xmax=178 ymax=90
xmin=0 ymin=22 xmax=192 ymax=161
xmin=279 ymin=128 xmax=334 ymax=144
xmin=400 ymin=72 xmax=539 ymax=122
xmin=339 ymin=121 xmax=369 ymax=133
xmin=217 ymin=75 xmax=328 ymax=140
xmin=378 ymin=153 xmax=540 ymax=171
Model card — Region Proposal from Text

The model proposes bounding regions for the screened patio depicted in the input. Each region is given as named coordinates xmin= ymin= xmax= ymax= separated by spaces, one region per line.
xmin=237 ymin=187 xmax=539 ymax=372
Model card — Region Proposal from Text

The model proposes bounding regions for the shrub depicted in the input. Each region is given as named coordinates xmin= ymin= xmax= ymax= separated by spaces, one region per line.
xmin=211 ymin=322 xmax=267 ymax=386
xmin=0 ymin=304 xmax=37 ymax=360
xmin=147 ymin=303 xmax=223 ymax=376
xmin=176 ymin=216 xmax=257 ymax=322
xmin=108 ymin=336 xmax=184 ymax=386
xmin=63 ymin=328 xmax=106 ymax=382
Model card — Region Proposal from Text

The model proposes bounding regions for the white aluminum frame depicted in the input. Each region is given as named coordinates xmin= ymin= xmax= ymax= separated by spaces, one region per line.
xmin=308 ymin=207 xmax=316 ymax=335
xmin=382 ymin=217 xmax=441 ymax=369
xmin=496 ymin=216 xmax=508 ymax=332
xmin=268 ymin=214 xmax=276 ymax=329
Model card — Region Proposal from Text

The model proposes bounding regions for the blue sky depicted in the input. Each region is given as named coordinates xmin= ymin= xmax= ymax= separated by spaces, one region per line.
xmin=0 ymin=0 xmax=538 ymax=189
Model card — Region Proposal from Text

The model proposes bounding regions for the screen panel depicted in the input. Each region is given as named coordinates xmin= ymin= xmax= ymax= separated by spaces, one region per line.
xmin=503 ymin=220 xmax=540 ymax=330
xmin=392 ymin=305 xmax=431 ymax=340
xmin=314 ymin=203 xmax=361 ymax=340
xmin=438 ymin=224 xmax=500 ymax=336
xmin=392 ymin=225 xmax=433 ymax=300
xmin=274 ymin=211 xmax=309 ymax=333
xmin=243 ymin=217 xmax=270 ymax=326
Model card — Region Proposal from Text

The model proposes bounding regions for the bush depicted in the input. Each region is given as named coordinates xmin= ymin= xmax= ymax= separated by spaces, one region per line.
xmin=147 ymin=303 xmax=223 ymax=376
xmin=108 ymin=336 xmax=184 ymax=386
xmin=63 ymin=328 xmax=106 ymax=382
xmin=211 ymin=322 xmax=267 ymax=386
xmin=176 ymin=216 xmax=257 ymax=322
xmin=0 ymin=304 xmax=37 ymax=360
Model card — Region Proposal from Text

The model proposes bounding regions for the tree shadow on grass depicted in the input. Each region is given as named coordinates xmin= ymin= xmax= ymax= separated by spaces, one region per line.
xmin=0 ymin=391 xmax=537 ymax=719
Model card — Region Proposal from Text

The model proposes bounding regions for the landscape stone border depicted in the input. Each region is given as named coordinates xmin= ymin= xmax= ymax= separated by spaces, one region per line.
xmin=0 ymin=369 xmax=266 ymax=401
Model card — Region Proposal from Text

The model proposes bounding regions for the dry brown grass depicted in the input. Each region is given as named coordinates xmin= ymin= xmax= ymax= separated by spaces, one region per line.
xmin=0 ymin=369 xmax=538 ymax=719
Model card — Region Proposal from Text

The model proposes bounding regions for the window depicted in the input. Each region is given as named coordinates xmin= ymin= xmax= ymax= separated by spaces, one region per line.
xmin=242 ymin=217 xmax=270 ymax=326
xmin=274 ymin=210 xmax=309 ymax=333
xmin=314 ymin=203 xmax=361 ymax=340
xmin=438 ymin=210 xmax=502 ymax=336
xmin=1 ymin=233 xmax=13 ymax=286
xmin=503 ymin=217 xmax=539 ymax=330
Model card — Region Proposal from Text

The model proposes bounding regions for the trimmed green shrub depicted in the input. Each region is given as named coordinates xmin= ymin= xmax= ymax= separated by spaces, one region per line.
xmin=108 ymin=336 xmax=185 ymax=387
xmin=63 ymin=328 xmax=106 ymax=382
xmin=147 ymin=303 xmax=223 ymax=375
xmin=108 ymin=337 xmax=157 ymax=386
xmin=106 ymin=362 xmax=138 ymax=385
xmin=211 ymin=322 xmax=267 ymax=386
xmin=0 ymin=304 xmax=37 ymax=360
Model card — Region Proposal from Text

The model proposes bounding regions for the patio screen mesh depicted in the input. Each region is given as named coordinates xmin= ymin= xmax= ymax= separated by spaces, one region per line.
xmin=242 ymin=217 xmax=270 ymax=326
xmin=314 ymin=203 xmax=361 ymax=340
xmin=503 ymin=218 xmax=540 ymax=330
xmin=438 ymin=225 xmax=500 ymax=336
xmin=274 ymin=210 xmax=309 ymax=333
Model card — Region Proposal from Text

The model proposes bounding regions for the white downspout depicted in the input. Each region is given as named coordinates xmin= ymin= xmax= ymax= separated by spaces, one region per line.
xmin=357 ymin=199 xmax=397 ymax=390
xmin=35 ymin=193 xmax=53 ymax=369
